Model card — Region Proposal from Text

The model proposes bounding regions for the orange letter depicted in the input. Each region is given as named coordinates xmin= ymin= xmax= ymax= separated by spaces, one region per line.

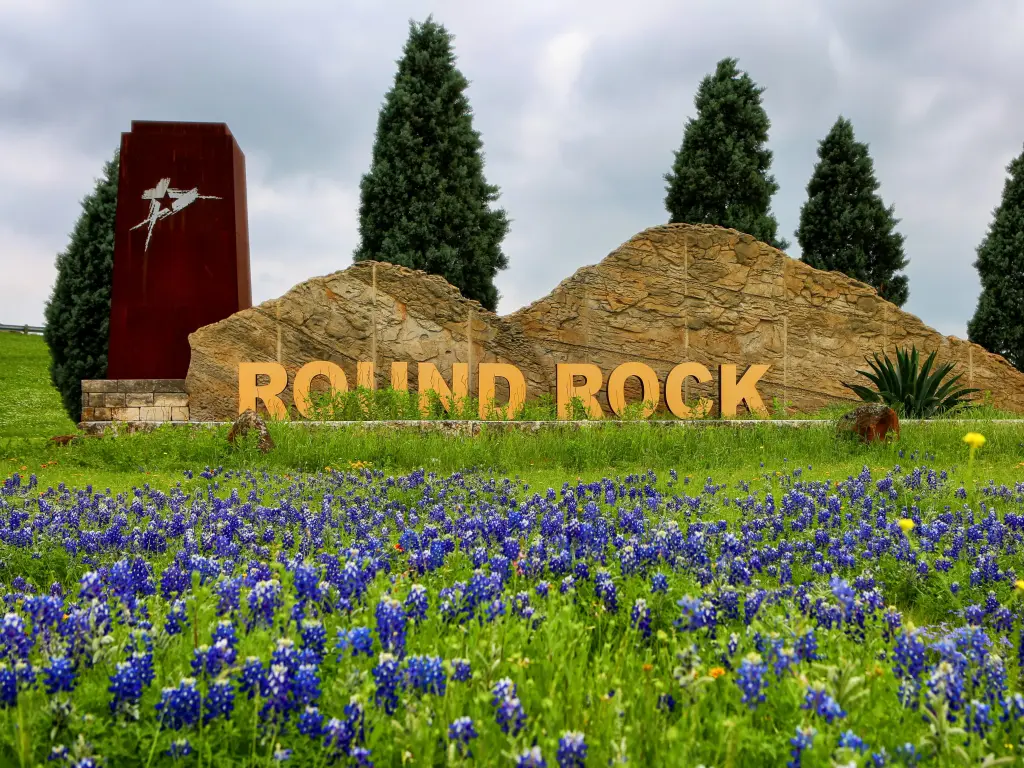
xmin=418 ymin=362 xmax=469 ymax=414
xmin=357 ymin=362 xmax=375 ymax=390
xmin=607 ymin=362 xmax=660 ymax=418
xmin=556 ymin=363 xmax=604 ymax=420
xmin=719 ymin=363 xmax=771 ymax=418
xmin=478 ymin=363 xmax=527 ymax=420
xmin=390 ymin=362 xmax=409 ymax=391
xmin=666 ymin=363 xmax=713 ymax=419
xmin=293 ymin=361 xmax=348 ymax=418
xmin=238 ymin=362 xmax=288 ymax=419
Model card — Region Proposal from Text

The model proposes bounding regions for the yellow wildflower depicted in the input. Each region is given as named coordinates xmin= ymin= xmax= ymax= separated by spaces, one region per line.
xmin=963 ymin=432 xmax=986 ymax=450
xmin=1015 ymin=580 xmax=1024 ymax=592
xmin=709 ymin=666 xmax=726 ymax=679
xmin=897 ymin=518 xmax=915 ymax=534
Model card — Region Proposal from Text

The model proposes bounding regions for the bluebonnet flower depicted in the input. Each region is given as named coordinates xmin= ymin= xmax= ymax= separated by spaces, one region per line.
xmin=448 ymin=716 xmax=478 ymax=756
xmin=0 ymin=664 xmax=17 ymax=708
xmin=838 ymin=730 xmax=868 ymax=752
xmin=166 ymin=738 xmax=192 ymax=759
xmin=321 ymin=699 xmax=367 ymax=760
xmin=349 ymin=746 xmax=374 ymax=767
xmin=300 ymin=619 xmax=328 ymax=661
xmin=675 ymin=596 xmax=713 ymax=633
xmin=406 ymin=655 xmax=446 ymax=696
xmin=893 ymin=629 xmax=927 ymax=680
xmin=965 ymin=699 xmax=993 ymax=736
xmin=43 ymin=656 xmax=75 ymax=694
xmin=191 ymin=639 xmax=236 ymax=680
xmin=736 ymin=654 xmax=769 ymax=710
xmin=164 ymin=600 xmax=189 ymax=636
xmin=631 ymin=598 xmax=651 ymax=639
xmin=651 ymin=572 xmax=669 ymax=594
xmin=492 ymin=677 xmax=517 ymax=705
xmin=787 ymin=725 xmax=815 ymax=768
xmin=801 ymin=684 xmax=846 ymax=723
xmin=516 ymin=746 xmax=547 ymax=768
xmin=0 ymin=613 xmax=31 ymax=662
xmin=293 ymin=663 xmax=321 ymax=707
xmin=204 ymin=679 xmax=234 ymax=724
xmin=155 ymin=678 xmax=201 ymax=730
xmin=594 ymin=570 xmax=618 ymax=613
xmin=48 ymin=745 xmax=70 ymax=762
xmin=556 ymin=731 xmax=587 ymax=768
xmin=238 ymin=657 xmax=266 ymax=699
xmin=211 ymin=620 xmax=238 ymax=648
xmin=495 ymin=695 xmax=526 ymax=735
xmin=451 ymin=658 xmax=472 ymax=682
xmin=404 ymin=584 xmax=429 ymax=622
xmin=374 ymin=597 xmax=407 ymax=657
xmin=246 ymin=579 xmax=283 ymax=631
xmin=371 ymin=653 xmax=402 ymax=714
xmin=108 ymin=661 xmax=144 ymax=718
xmin=298 ymin=705 xmax=325 ymax=737
xmin=894 ymin=742 xmax=921 ymax=766
xmin=336 ymin=626 xmax=374 ymax=659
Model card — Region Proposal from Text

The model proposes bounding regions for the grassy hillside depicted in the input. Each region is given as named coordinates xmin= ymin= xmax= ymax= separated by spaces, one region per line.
xmin=0 ymin=331 xmax=76 ymax=439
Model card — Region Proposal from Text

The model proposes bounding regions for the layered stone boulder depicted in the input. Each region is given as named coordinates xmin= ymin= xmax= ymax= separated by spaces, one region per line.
xmin=186 ymin=261 xmax=554 ymax=421
xmin=187 ymin=223 xmax=1024 ymax=420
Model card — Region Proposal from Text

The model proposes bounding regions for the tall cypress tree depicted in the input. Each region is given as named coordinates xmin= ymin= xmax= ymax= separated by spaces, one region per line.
xmin=795 ymin=117 xmax=909 ymax=306
xmin=43 ymin=150 xmax=119 ymax=424
xmin=664 ymin=57 xmax=788 ymax=251
xmin=354 ymin=17 xmax=509 ymax=311
xmin=967 ymin=145 xmax=1024 ymax=371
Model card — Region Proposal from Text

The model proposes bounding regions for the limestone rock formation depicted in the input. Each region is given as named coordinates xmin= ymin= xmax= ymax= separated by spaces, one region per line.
xmin=186 ymin=224 xmax=1024 ymax=420
xmin=186 ymin=261 xmax=554 ymax=421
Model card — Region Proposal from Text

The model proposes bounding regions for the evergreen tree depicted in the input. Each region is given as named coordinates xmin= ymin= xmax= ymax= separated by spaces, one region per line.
xmin=967 ymin=145 xmax=1024 ymax=371
xmin=795 ymin=117 xmax=909 ymax=306
xmin=43 ymin=150 xmax=119 ymax=423
xmin=353 ymin=17 xmax=509 ymax=311
xmin=664 ymin=57 xmax=788 ymax=251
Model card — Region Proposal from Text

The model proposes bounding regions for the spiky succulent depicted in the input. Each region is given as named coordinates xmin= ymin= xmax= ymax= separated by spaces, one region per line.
xmin=842 ymin=346 xmax=979 ymax=419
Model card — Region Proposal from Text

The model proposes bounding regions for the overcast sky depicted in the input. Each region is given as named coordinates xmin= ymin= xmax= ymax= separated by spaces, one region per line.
xmin=2 ymin=0 xmax=1022 ymax=339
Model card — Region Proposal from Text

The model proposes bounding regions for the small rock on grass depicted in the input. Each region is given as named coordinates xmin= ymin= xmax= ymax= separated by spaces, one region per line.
xmin=227 ymin=409 xmax=275 ymax=453
xmin=837 ymin=404 xmax=900 ymax=443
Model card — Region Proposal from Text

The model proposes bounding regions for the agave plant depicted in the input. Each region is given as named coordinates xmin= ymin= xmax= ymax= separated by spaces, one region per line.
xmin=842 ymin=346 xmax=980 ymax=418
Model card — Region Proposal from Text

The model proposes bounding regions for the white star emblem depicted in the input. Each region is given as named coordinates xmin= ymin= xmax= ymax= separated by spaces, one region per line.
xmin=130 ymin=178 xmax=221 ymax=252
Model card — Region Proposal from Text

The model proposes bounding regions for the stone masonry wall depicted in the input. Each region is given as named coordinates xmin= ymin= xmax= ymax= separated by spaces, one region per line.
xmin=185 ymin=223 xmax=1024 ymax=421
xmin=81 ymin=379 xmax=190 ymax=423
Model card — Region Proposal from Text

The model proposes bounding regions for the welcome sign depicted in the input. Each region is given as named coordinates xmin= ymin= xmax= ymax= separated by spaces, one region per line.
xmin=238 ymin=360 xmax=772 ymax=420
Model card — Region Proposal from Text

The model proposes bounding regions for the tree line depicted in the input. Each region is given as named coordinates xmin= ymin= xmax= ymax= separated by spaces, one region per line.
xmin=46 ymin=17 xmax=1024 ymax=422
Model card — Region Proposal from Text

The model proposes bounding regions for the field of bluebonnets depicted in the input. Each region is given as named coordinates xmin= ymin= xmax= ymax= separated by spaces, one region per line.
xmin=5 ymin=335 xmax=1024 ymax=766
xmin=0 ymin=419 xmax=1023 ymax=768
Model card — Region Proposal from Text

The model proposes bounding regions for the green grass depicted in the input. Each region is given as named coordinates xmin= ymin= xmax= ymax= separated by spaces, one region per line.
xmin=0 ymin=331 xmax=76 ymax=438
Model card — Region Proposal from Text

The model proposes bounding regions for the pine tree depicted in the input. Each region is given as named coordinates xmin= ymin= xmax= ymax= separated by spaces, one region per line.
xmin=664 ymin=57 xmax=788 ymax=251
xmin=43 ymin=150 xmax=119 ymax=423
xmin=795 ymin=117 xmax=909 ymax=306
xmin=353 ymin=17 xmax=509 ymax=311
xmin=967 ymin=145 xmax=1024 ymax=371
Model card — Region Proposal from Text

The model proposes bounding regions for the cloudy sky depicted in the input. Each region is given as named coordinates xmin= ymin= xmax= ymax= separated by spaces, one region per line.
xmin=2 ymin=0 xmax=1022 ymax=339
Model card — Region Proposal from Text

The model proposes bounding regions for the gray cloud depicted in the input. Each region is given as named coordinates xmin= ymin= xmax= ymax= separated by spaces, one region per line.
xmin=1 ymin=0 xmax=1022 ymax=341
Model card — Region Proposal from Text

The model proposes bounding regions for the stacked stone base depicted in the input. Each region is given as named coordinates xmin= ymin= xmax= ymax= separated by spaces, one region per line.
xmin=81 ymin=380 xmax=189 ymax=424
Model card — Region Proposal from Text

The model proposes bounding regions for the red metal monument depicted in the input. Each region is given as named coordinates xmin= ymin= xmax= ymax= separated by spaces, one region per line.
xmin=106 ymin=120 xmax=252 ymax=379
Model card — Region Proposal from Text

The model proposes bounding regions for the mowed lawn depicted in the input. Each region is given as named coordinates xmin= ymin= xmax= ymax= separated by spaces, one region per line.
xmin=0 ymin=331 xmax=76 ymax=439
